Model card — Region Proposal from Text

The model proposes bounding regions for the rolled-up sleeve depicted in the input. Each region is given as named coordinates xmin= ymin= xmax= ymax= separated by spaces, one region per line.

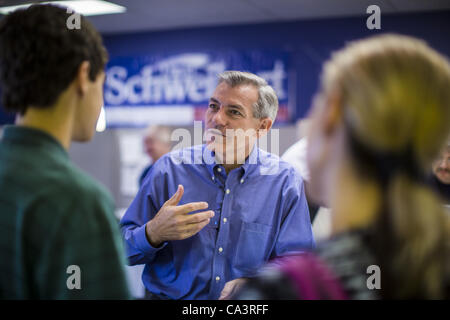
xmin=272 ymin=168 xmax=315 ymax=257
xmin=120 ymin=161 xmax=168 ymax=265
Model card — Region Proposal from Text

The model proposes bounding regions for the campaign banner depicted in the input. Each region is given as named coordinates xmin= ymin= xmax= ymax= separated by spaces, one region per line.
xmin=103 ymin=50 xmax=293 ymax=128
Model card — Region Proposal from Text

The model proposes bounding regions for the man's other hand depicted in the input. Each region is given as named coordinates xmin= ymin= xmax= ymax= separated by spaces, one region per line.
xmin=219 ymin=278 xmax=248 ymax=300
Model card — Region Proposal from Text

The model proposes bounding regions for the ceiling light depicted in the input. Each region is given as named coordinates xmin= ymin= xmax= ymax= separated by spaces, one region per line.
xmin=0 ymin=1 xmax=126 ymax=16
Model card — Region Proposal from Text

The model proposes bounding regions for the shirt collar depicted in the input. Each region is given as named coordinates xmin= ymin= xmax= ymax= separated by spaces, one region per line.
xmin=203 ymin=145 xmax=216 ymax=179
xmin=1 ymin=125 xmax=69 ymax=160
xmin=240 ymin=143 xmax=260 ymax=180
xmin=202 ymin=143 xmax=260 ymax=180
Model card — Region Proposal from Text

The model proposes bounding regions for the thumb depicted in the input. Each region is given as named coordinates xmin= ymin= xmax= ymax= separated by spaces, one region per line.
xmin=165 ymin=184 xmax=184 ymax=206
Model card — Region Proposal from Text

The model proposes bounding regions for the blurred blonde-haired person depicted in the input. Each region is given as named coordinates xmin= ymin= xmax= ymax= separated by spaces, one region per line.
xmin=428 ymin=142 xmax=450 ymax=206
xmin=235 ymin=34 xmax=450 ymax=300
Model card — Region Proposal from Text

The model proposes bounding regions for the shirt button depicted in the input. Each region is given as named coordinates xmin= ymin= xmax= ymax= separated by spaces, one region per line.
xmin=212 ymin=176 xmax=215 ymax=180
xmin=240 ymin=178 xmax=244 ymax=184
xmin=215 ymin=276 xmax=220 ymax=281
xmin=217 ymin=168 xmax=222 ymax=172
xmin=218 ymin=247 xmax=223 ymax=253
xmin=223 ymin=218 xmax=227 ymax=223
xmin=226 ymin=189 xmax=230 ymax=194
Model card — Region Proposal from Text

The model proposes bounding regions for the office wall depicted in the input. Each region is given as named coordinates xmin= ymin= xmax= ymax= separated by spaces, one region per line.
xmin=2 ymin=10 xmax=450 ymax=209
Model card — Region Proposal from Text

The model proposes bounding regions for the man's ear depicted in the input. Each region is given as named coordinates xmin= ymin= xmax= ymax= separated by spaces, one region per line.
xmin=75 ymin=61 xmax=91 ymax=96
xmin=257 ymin=118 xmax=273 ymax=138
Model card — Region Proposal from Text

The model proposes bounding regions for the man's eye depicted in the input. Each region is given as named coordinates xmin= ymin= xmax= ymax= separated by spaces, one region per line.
xmin=209 ymin=103 xmax=218 ymax=109
xmin=230 ymin=110 xmax=242 ymax=116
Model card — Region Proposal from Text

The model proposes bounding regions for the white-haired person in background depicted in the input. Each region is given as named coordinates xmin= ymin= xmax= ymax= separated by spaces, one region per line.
xmin=139 ymin=125 xmax=173 ymax=186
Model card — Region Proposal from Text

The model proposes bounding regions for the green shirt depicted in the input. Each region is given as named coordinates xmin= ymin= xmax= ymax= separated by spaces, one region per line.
xmin=0 ymin=126 xmax=130 ymax=299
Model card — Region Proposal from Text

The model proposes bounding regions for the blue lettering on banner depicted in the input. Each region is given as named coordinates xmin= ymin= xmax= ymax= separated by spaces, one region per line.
xmin=103 ymin=51 xmax=292 ymax=128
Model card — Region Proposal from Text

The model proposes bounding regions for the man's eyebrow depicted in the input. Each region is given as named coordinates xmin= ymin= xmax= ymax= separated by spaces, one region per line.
xmin=227 ymin=104 xmax=246 ymax=115
xmin=227 ymin=104 xmax=244 ymax=111
xmin=208 ymin=97 xmax=246 ymax=114
xmin=209 ymin=97 xmax=220 ymax=104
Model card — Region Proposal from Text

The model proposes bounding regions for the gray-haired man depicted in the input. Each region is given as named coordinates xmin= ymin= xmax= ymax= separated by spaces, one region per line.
xmin=120 ymin=71 xmax=315 ymax=299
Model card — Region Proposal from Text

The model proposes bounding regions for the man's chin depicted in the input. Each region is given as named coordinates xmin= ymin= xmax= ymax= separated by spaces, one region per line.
xmin=206 ymin=140 xmax=216 ymax=152
xmin=436 ymin=173 xmax=450 ymax=184
xmin=72 ymin=132 xmax=94 ymax=143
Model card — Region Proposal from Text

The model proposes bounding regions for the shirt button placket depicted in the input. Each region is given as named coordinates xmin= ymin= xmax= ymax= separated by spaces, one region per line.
xmin=214 ymin=181 xmax=231 ymax=295
xmin=212 ymin=186 xmax=226 ymax=295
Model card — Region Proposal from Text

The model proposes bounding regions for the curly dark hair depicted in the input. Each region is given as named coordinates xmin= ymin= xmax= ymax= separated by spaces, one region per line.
xmin=0 ymin=4 xmax=108 ymax=115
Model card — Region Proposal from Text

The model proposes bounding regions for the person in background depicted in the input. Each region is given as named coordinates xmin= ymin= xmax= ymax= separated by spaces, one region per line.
xmin=0 ymin=5 xmax=130 ymax=299
xmin=282 ymin=137 xmax=321 ymax=222
xmin=139 ymin=125 xmax=172 ymax=186
xmin=428 ymin=142 xmax=450 ymax=205
xmin=282 ymin=137 xmax=333 ymax=241
xmin=120 ymin=71 xmax=314 ymax=300
xmin=235 ymin=34 xmax=450 ymax=300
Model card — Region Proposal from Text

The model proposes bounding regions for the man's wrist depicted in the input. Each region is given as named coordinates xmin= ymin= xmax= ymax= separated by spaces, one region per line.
xmin=145 ymin=220 xmax=162 ymax=248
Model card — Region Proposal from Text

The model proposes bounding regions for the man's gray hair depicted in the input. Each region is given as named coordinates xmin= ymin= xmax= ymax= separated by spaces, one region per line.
xmin=218 ymin=71 xmax=279 ymax=121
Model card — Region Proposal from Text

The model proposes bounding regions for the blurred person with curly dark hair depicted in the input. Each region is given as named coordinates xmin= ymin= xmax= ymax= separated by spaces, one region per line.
xmin=0 ymin=4 xmax=130 ymax=299
xmin=234 ymin=34 xmax=450 ymax=300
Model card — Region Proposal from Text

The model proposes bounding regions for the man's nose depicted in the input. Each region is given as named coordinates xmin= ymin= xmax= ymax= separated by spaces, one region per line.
xmin=437 ymin=158 xmax=448 ymax=170
xmin=211 ymin=106 xmax=228 ymax=127
xmin=439 ymin=159 xmax=449 ymax=169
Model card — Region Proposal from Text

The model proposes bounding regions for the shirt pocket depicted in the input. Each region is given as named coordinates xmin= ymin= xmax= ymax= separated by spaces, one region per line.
xmin=233 ymin=221 xmax=274 ymax=275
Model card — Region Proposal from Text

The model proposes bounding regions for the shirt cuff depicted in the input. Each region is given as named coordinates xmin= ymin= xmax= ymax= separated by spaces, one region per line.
xmin=135 ymin=223 xmax=167 ymax=254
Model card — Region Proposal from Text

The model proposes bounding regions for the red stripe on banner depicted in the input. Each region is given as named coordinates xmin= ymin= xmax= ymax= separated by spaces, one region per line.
xmin=276 ymin=104 xmax=289 ymax=122
xmin=194 ymin=106 xmax=208 ymax=121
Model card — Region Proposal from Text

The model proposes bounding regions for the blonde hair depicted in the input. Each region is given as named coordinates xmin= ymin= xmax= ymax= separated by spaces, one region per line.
xmin=321 ymin=34 xmax=450 ymax=299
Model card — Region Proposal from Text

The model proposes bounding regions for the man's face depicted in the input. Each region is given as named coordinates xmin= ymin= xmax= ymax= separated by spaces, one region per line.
xmin=144 ymin=135 xmax=170 ymax=162
xmin=144 ymin=136 xmax=157 ymax=159
xmin=205 ymin=82 xmax=264 ymax=164
xmin=432 ymin=147 xmax=450 ymax=184
xmin=305 ymin=92 xmax=343 ymax=207
xmin=73 ymin=71 xmax=105 ymax=142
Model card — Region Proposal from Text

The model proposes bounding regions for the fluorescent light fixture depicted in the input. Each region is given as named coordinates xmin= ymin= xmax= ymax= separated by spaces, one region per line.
xmin=0 ymin=1 xmax=126 ymax=16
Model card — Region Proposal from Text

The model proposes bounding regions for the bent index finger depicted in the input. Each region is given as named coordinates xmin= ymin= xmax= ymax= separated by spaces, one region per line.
xmin=176 ymin=201 xmax=209 ymax=214
xmin=184 ymin=210 xmax=214 ymax=224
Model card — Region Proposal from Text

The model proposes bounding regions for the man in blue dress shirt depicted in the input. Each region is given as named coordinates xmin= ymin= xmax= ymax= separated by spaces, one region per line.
xmin=120 ymin=71 xmax=315 ymax=300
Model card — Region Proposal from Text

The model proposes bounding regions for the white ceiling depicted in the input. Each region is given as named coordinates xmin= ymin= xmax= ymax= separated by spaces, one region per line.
xmin=1 ymin=0 xmax=450 ymax=34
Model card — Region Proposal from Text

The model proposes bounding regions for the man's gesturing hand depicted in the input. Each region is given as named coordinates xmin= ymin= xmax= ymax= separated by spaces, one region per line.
xmin=145 ymin=184 xmax=214 ymax=247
